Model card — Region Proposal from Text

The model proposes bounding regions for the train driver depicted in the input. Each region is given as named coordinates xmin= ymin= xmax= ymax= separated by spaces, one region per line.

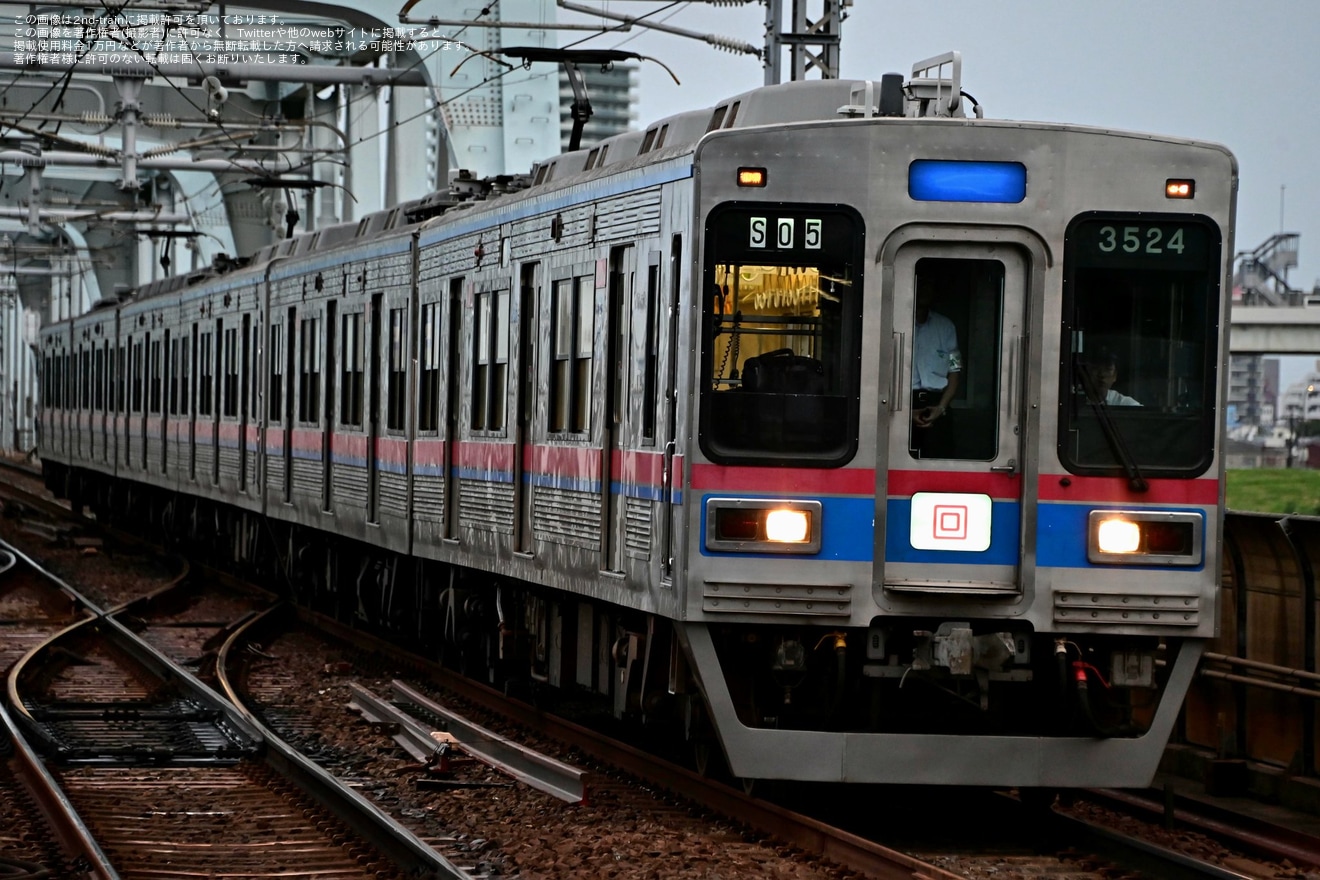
xmin=910 ymin=280 xmax=962 ymax=458
xmin=1078 ymin=349 xmax=1141 ymax=407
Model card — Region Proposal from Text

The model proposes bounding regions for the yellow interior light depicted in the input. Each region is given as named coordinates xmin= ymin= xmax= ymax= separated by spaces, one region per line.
xmin=737 ymin=167 xmax=767 ymax=187
xmin=1165 ymin=179 xmax=1195 ymax=199
xmin=1097 ymin=518 xmax=1141 ymax=554
xmin=765 ymin=509 xmax=809 ymax=543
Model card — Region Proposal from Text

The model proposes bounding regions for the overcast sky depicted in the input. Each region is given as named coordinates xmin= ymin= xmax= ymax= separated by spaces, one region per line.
xmin=556 ymin=0 xmax=1320 ymax=296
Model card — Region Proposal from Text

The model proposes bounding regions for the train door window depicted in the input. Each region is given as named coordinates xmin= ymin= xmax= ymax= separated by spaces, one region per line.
xmin=641 ymin=256 xmax=661 ymax=444
xmin=248 ymin=319 xmax=259 ymax=419
xmin=169 ymin=339 xmax=179 ymax=415
xmin=94 ymin=347 xmax=105 ymax=411
xmin=150 ymin=338 xmax=163 ymax=414
xmin=387 ymin=307 xmax=406 ymax=431
xmin=198 ymin=331 xmax=213 ymax=416
xmin=116 ymin=344 xmax=126 ymax=413
xmin=471 ymin=290 xmax=509 ymax=432
xmin=222 ymin=325 xmax=239 ymax=417
xmin=131 ymin=340 xmax=143 ymax=413
xmin=341 ymin=312 xmax=364 ymax=427
xmin=418 ymin=303 xmax=440 ymax=431
xmin=268 ymin=324 xmax=283 ymax=419
xmin=699 ymin=204 xmax=863 ymax=465
xmin=179 ymin=336 xmax=190 ymax=416
xmin=907 ymin=259 xmax=1003 ymax=461
xmin=550 ymin=275 xmax=593 ymax=435
xmin=1059 ymin=215 xmax=1221 ymax=476
xmin=299 ymin=316 xmax=321 ymax=423
xmin=82 ymin=347 xmax=92 ymax=410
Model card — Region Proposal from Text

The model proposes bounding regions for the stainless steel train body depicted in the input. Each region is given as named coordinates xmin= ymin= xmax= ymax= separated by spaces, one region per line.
xmin=37 ymin=60 xmax=1237 ymax=788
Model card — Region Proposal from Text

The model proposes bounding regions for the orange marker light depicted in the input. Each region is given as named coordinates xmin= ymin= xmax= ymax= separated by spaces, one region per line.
xmin=737 ymin=167 xmax=767 ymax=187
xmin=1165 ymin=179 xmax=1195 ymax=199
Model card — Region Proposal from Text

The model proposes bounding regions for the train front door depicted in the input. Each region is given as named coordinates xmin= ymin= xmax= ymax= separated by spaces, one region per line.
xmin=881 ymin=238 xmax=1033 ymax=595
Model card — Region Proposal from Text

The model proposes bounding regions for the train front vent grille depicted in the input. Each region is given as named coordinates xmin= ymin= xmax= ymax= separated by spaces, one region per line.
xmin=703 ymin=581 xmax=852 ymax=617
xmin=1053 ymin=591 xmax=1200 ymax=626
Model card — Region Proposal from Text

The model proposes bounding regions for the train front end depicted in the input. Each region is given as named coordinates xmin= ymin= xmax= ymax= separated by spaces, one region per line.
xmin=679 ymin=90 xmax=1235 ymax=787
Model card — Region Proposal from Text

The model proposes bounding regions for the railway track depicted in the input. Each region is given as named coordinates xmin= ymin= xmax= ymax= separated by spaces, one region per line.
xmin=0 ymin=538 xmax=470 ymax=879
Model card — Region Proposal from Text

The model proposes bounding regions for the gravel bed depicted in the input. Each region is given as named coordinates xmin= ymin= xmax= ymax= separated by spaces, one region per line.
xmin=1059 ymin=798 xmax=1320 ymax=879
xmin=247 ymin=627 xmax=860 ymax=880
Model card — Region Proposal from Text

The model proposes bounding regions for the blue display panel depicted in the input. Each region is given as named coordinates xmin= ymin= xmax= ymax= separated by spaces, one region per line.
xmin=909 ymin=160 xmax=1027 ymax=203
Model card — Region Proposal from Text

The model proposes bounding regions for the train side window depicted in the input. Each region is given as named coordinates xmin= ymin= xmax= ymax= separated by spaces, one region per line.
xmin=179 ymin=337 xmax=190 ymax=416
xmin=471 ymin=291 xmax=509 ymax=432
xmin=94 ymin=346 xmax=105 ymax=412
xmin=150 ymin=337 xmax=163 ymax=414
xmin=131 ymin=341 xmax=144 ymax=414
xmin=116 ymin=345 xmax=126 ymax=413
xmin=418 ymin=303 xmax=441 ymax=431
xmin=299 ymin=316 xmax=321 ymax=423
xmin=699 ymin=205 xmax=863 ymax=466
xmin=222 ymin=326 xmax=238 ymax=417
xmin=550 ymin=275 xmax=593 ymax=435
xmin=387 ymin=307 xmax=407 ymax=431
xmin=169 ymin=339 xmax=179 ymax=415
xmin=198 ymin=331 xmax=213 ymax=416
xmin=341 ymin=312 xmax=364 ymax=427
xmin=249 ymin=320 xmax=259 ymax=419
xmin=1059 ymin=215 xmax=1220 ymax=477
xmin=82 ymin=347 xmax=91 ymax=410
xmin=268 ymin=324 xmax=283 ymax=420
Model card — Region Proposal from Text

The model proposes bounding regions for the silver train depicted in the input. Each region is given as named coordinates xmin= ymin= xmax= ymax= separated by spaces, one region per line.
xmin=38 ymin=53 xmax=1236 ymax=787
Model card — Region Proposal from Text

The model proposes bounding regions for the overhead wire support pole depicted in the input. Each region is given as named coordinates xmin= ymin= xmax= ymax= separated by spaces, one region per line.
xmin=555 ymin=1 xmax=762 ymax=58
xmin=763 ymin=0 xmax=849 ymax=85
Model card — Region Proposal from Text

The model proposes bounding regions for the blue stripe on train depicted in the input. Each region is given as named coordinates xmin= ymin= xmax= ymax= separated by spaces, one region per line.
xmin=884 ymin=498 xmax=1021 ymax=566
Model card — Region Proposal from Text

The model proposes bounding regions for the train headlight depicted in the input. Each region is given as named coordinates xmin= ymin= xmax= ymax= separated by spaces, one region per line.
xmin=1087 ymin=510 xmax=1203 ymax=566
xmin=1096 ymin=518 xmax=1141 ymax=554
xmin=765 ymin=509 xmax=810 ymax=543
xmin=705 ymin=499 xmax=822 ymax=554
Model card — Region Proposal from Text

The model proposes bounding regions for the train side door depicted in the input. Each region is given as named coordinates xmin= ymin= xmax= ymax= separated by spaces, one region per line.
xmin=367 ymin=294 xmax=383 ymax=523
xmin=513 ymin=263 xmax=539 ymax=554
xmin=882 ymin=241 xmax=1030 ymax=595
xmin=601 ymin=246 xmax=634 ymax=574
xmin=283 ymin=309 xmax=296 ymax=503
xmin=321 ymin=300 xmax=336 ymax=510
xmin=443 ymin=279 xmax=462 ymax=541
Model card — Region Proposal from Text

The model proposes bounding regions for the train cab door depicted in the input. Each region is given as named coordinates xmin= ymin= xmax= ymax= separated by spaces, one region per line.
xmin=881 ymin=240 xmax=1031 ymax=595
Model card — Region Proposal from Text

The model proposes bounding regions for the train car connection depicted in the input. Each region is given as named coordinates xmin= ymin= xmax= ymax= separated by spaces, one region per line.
xmin=37 ymin=52 xmax=1236 ymax=788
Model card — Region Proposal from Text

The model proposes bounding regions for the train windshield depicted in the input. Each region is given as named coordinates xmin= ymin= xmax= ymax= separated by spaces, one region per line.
xmin=699 ymin=204 xmax=863 ymax=465
xmin=1059 ymin=215 xmax=1222 ymax=477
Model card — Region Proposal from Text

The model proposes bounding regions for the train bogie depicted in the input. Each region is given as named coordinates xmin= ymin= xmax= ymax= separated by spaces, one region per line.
xmin=37 ymin=53 xmax=1235 ymax=788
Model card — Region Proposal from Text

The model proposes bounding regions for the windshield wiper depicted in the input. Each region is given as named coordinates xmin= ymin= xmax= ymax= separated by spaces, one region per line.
xmin=1076 ymin=361 xmax=1148 ymax=493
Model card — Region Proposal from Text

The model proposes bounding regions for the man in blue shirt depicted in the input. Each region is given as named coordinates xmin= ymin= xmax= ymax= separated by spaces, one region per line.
xmin=910 ymin=283 xmax=962 ymax=458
